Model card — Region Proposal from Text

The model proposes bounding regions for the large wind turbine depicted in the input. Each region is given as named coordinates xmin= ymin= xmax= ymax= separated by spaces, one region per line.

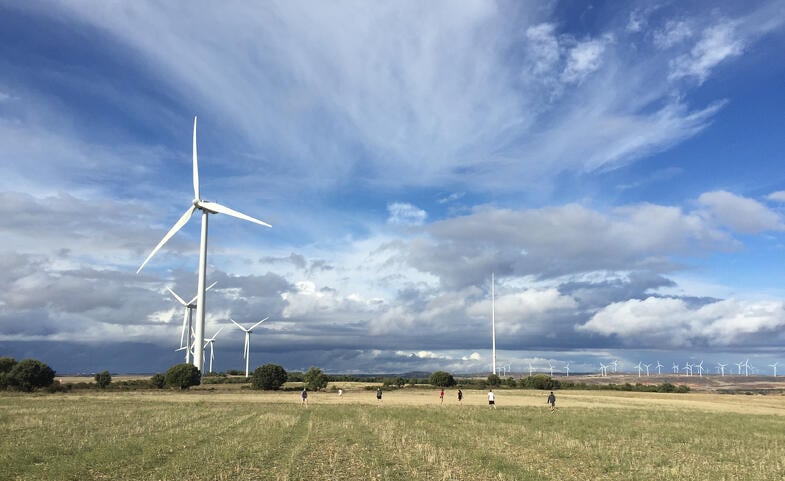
xmin=231 ymin=317 xmax=269 ymax=377
xmin=491 ymin=272 xmax=496 ymax=376
xmin=137 ymin=117 xmax=271 ymax=372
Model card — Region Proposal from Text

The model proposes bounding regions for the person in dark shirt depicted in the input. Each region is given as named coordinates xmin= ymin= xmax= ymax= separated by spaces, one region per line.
xmin=547 ymin=391 xmax=556 ymax=412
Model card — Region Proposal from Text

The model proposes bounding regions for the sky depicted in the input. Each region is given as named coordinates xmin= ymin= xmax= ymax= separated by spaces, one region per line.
xmin=1 ymin=0 xmax=785 ymax=376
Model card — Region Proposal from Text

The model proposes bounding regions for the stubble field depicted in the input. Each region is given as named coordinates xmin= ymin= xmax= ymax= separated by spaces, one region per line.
xmin=1 ymin=388 xmax=784 ymax=480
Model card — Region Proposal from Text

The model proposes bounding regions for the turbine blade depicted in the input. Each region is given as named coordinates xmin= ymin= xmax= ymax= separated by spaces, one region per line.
xmin=188 ymin=280 xmax=219 ymax=305
xmin=137 ymin=205 xmax=197 ymax=273
xmin=212 ymin=326 xmax=224 ymax=338
xmin=249 ymin=317 xmax=269 ymax=331
xmin=180 ymin=308 xmax=189 ymax=347
xmin=197 ymin=201 xmax=271 ymax=228
xmin=193 ymin=116 xmax=200 ymax=200
xmin=243 ymin=336 xmax=249 ymax=359
xmin=230 ymin=318 xmax=247 ymax=331
xmin=167 ymin=288 xmax=188 ymax=307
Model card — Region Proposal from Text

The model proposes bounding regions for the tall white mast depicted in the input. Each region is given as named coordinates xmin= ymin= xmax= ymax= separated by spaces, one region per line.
xmin=492 ymin=272 xmax=496 ymax=375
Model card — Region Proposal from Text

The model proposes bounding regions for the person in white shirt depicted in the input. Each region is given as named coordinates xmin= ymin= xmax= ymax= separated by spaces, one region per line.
xmin=488 ymin=389 xmax=496 ymax=409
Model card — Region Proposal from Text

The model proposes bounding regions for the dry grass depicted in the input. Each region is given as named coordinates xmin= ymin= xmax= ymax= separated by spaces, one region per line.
xmin=1 ymin=389 xmax=784 ymax=480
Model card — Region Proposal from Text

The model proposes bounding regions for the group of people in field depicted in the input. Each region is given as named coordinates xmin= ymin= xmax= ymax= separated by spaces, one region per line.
xmin=300 ymin=386 xmax=557 ymax=411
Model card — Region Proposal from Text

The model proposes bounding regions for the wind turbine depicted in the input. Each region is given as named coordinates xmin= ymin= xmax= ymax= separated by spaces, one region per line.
xmin=528 ymin=362 xmax=534 ymax=376
xmin=735 ymin=361 xmax=744 ymax=375
xmin=716 ymin=362 xmax=727 ymax=376
xmin=695 ymin=361 xmax=705 ymax=377
xmin=564 ymin=362 xmax=570 ymax=377
xmin=744 ymin=359 xmax=751 ymax=376
xmin=635 ymin=362 xmax=643 ymax=377
xmin=599 ymin=363 xmax=607 ymax=376
xmin=769 ymin=362 xmax=778 ymax=377
xmin=548 ymin=360 xmax=555 ymax=377
xmin=683 ymin=362 xmax=693 ymax=376
xmin=611 ymin=360 xmax=619 ymax=373
xmin=672 ymin=361 xmax=679 ymax=374
xmin=231 ymin=317 xmax=269 ymax=378
xmin=168 ymin=281 xmax=218 ymax=363
xmin=643 ymin=363 xmax=651 ymax=376
xmin=203 ymin=327 xmax=224 ymax=374
xmin=655 ymin=361 xmax=663 ymax=375
xmin=137 ymin=117 xmax=271 ymax=373
xmin=490 ymin=273 xmax=496 ymax=376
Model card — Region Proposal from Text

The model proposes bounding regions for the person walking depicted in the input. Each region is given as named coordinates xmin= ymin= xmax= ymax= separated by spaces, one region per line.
xmin=376 ymin=387 xmax=382 ymax=402
xmin=439 ymin=388 xmax=445 ymax=405
xmin=338 ymin=388 xmax=343 ymax=398
xmin=457 ymin=388 xmax=463 ymax=405
xmin=300 ymin=388 xmax=308 ymax=408
xmin=488 ymin=389 xmax=496 ymax=409
xmin=547 ymin=391 xmax=556 ymax=412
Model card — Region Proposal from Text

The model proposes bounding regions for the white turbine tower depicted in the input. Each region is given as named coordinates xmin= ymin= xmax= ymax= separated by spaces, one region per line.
xmin=599 ymin=363 xmax=608 ymax=377
xmin=716 ymin=362 xmax=727 ymax=376
xmin=548 ymin=360 xmax=554 ymax=377
xmin=672 ymin=361 xmax=679 ymax=374
xmin=643 ymin=363 xmax=651 ymax=376
xmin=744 ymin=359 xmax=751 ymax=376
xmin=635 ymin=362 xmax=643 ymax=377
xmin=611 ymin=360 xmax=619 ymax=373
xmin=528 ymin=362 xmax=534 ymax=376
xmin=735 ymin=361 xmax=743 ymax=375
xmin=769 ymin=362 xmax=778 ymax=377
xmin=491 ymin=272 xmax=496 ymax=376
xmin=137 ymin=117 xmax=271 ymax=373
xmin=683 ymin=362 xmax=693 ymax=376
xmin=655 ymin=361 xmax=663 ymax=375
xmin=203 ymin=327 xmax=224 ymax=374
xmin=168 ymin=281 xmax=218 ymax=363
xmin=231 ymin=317 xmax=269 ymax=378
xmin=564 ymin=362 xmax=570 ymax=377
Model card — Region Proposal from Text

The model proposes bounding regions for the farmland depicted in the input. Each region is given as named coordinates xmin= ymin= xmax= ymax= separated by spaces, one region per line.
xmin=2 ymin=386 xmax=785 ymax=480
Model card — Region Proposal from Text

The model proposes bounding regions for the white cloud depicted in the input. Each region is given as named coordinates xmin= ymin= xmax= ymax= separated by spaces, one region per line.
xmin=579 ymin=296 xmax=785 ymax=348
xmin=562 ymin=37 xmax=609 ymax=83
xmin=462 ymin=352 xmax=482 ymax=361
xmin=387 ymin=202 xmax=427 ymax=225
xmin=766 ymin=191 xmax=785 ymax=202
xmin=669 ymin=22 xmax=743 ymax=83
xmin=654 ymin=20 xmax=693 ymax=49
xmin=698 ymin=190 xmax=783 ymax=234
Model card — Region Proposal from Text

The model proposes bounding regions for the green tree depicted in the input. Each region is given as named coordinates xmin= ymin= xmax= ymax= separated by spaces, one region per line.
xmin=429 ymin=371 xmax=456 ymax=387
xmin=251 ymin=364 xmax=288 ymax=390
xmin=0 ymin=356 xmax=17 ymax=373
xmin=520 ymin=374 xmax=560 ymax=390
xmin=304 ymin=367 xmax=328 ymax=391
xmin=505 ymin=376 xmax=517 ymax=388
xmin=8 ymin=359 xmax=56 ymax=392
xmin=150 ymin=373 xmax=166 ymax=389
xmin=487 ymin=374 xmax=501 ymax=387
xmin=165 ymin=363 xmax=201 ymax=390
xmin=94 ymin=370 xmax=112 ymax=388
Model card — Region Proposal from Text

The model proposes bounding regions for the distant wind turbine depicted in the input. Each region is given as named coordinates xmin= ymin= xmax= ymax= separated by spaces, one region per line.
xmin=203 ymin=327 xmax=224 ymax=374
xmin=769 ymin=362 xmax=778 ymax=377
xmin=735 ymin=361 xmax=744 ymax=375
xmin=694 ymin=361 xmax=705 ymax=377
xmin=611 ymin=360 xmax=618 ymax=373
xmin=231 ymin=317 xmax=269 ymax=378
xmin=635 ymin=362 xmax=643 ymax=377
xmin=672 ymin=362 xmax=679 ymax=374
xmin=744 ymin=359 xmax=751 ymax=376
xmin=564 ymin=362 xmax=570 ymax=377
xmin=137 ymin=117 xmax=271 ymax=373
xmin=655 ymin=361 xmax=663 ymax=375
xmin=716 ymin=362 xmax=727 ymax=376
xmin=643 ymin=363 xmax=651 ymax=376
xmin=548 ymin=360 xmax=554 ymax=377
xmin=528 ymin=362 xmax=534 ymax=376
xmin=168 ymin=281 xmax=217 ymax=363
xmin=599 ymin=363 xmax=608 ymax=377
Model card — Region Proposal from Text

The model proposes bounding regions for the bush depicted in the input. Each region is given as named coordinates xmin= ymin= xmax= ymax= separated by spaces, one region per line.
xmin=304 ymin=367 xmax=329 ymax=391
xmin=165 ymin=363 xmax=201 ymax=390
xmin=7 ymin=359 xmax=56 ymax=392
xmin=150 ymin=373 xmax=166 ymax=389
xmin=487 ymin=374 xmax=501 ymax=387
xmin=520 ymin=374 xmax=560 ymax=390
xmin=251 ymin=364 xmax=288 ymax=390
xmin=94 ymin=370 xmax=112 ymax=388
xmin=505 ymin=376 xmax=517 ymax=388
xmin=0 ymin=356 xmax=17 ymax=373
xmin=429 ymin=371 xmax=456 ymax=387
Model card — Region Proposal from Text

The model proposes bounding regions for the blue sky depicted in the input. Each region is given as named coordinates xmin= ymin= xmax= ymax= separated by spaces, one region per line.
xmin=1 ymin=0 xmax=785 ymax=376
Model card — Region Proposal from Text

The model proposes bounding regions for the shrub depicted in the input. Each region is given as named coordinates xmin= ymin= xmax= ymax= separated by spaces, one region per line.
xmin=429 ymin=371 xmax=456 ymax=387
xmin=165 ymin=363 xmax=201 ymax=390
xmin=304 ymin=367 xmax=329 ymax=391
xmin=150 ymin=373 xmax=166 ymax=389
xmin=505 ymin=376 xmax=517 ymax=388
xmin=7 ymin=359 xmax=56 ymax=392
xmin=251 ymin=364 xmax=288 ymax=390
xmin=520 ymin=374 xmax=560 ymax=390
xmin=0 ymin=356 xmax=17 ymax=373
xmin=487 ymin=374 xmax=501 ymax=387
xmin=94 ymin=371 xmax=112 ymax=388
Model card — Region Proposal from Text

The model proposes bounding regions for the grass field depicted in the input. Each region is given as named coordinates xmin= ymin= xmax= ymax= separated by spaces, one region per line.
xmin=2 ymin=388 xmax=784 ymax=480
